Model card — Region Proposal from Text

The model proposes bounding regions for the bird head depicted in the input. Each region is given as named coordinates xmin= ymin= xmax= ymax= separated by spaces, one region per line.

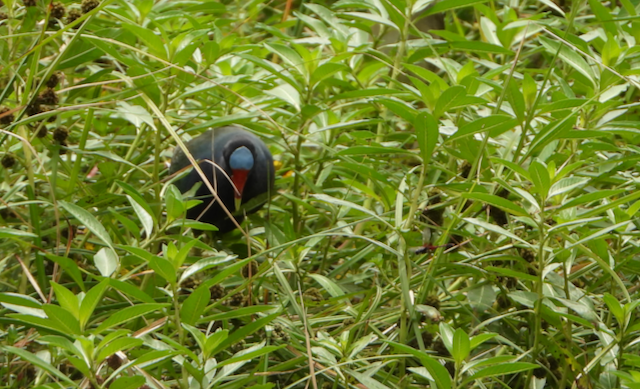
xmin=229 ymin=146 xmax=254 ymax=210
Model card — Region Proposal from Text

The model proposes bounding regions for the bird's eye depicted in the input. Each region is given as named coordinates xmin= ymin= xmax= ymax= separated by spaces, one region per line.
xmin=229 ymin=146 xmax=254 ymax=170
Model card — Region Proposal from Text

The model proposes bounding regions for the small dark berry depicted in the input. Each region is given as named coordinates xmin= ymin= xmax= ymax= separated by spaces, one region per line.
xmin=46 ymin=72 xmax=61 ymax=88
xmin=490 ymin=206 xmax=508 ymax=226
xmin=533 ymin=366 xmax=546 ymax=379
xmin=0 ymin=107 xmax=14 ymax=125
xmin=409 ymin=331 xmax=434 ymax=349
xmin=39 ymin=88 xmax=58 ymax=105
xmin=0 ymin=208 xmax=18 ymax=220
xmin=50 ymin=2 xmax=65 ymax=19
xmin=241 ymin=260 xmax=258 ymax=278
xmin=26 ymin=101 xmax=42 ymax=116
xmin=106 ymin=354 xmax=122 ymax=370
xmin=548 ymin=356 xmax=559 ymax=371
xmin=519 ymin=248 xmax=535 ymax=262
xmin=23 ymin=0 xmax=36 ymax=7
xmin=1 ymin=154 xmax=16 ymax=168
xmin=460 ymin=161 xmax=471 ymax=178
xmin=67 ymin=9 xmax=82 ymax=25
xmin=35 ymin=126 xmax=47 ymax=138
xmin=53 ymin=127 xmax=68 ymax=142
xmin=81 ymin=0 xmax=99 ymax=14
xmin=229 ymin=293 xmax=244 ymax=307
xmin=210 ymin=284 xmax=225 ymax=300
xmin=181 ymin=277 xmax=198 ymax=290
xmin=432 ymin=338 xmax=450 ymax=356
xmin=422 ymin=195 xmax=444 ymax=226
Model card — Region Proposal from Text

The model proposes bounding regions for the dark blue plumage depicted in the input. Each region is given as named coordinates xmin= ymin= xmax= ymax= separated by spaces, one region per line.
xmin=170 ymin=126 xmax=275 ymax=232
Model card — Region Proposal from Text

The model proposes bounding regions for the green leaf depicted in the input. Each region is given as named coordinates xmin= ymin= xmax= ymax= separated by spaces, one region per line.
xmin=265 ymin=84 xmax=301 ymax=111
xmin=42 ymin=304 xmax=81 ymax=335
xmin=122 ymin=24 xmax=167 ymax=59
xmin=58 ymin=200 xmax=114 ymax=250
xmin=548 ymin=177 xmax=589 ymax=198
xmin=461 ymin=193 xmax=530 ymax=217
xmin=50 ymin=282 xmax=79 ymax=319
xmin=211 ymin=313 xmax=280 ymax=355
xmin=94 ymin=247 xmax=119 ymax=277
xmin=204 ymin=329 xmax=228 ymax=359
xmin=214 ymin=344 xmax=285 ymax=369
xmin=2 ymin=346 xmax=75 ymax=385
xmin=539 ymin=36 xmax=596 ymax=87
xmin=96 ymin=337 xmax=144 ymax=364
xmin=452 ymin=328 xmax=470 ymax=364
xmin=0 ymin=228 xmax=37 ymax=240
xmin=466 ymin=362 xmax=539 ymax=381
xmin=558 ymin=189 xmax=625 ymax=211
xmin=414 ymin=112 xmax=439 ymax=165
xmin=434 ymin=86 xmax=486 ymax=118
xmin=148 ymin=256 xmax=177 ymax=285
xmin=377 ymin=98 xmax=418 ymax=123
xmin=386 ymin=341 xmax=452 ymax=389
xmin=449 ymin=115 xmax=518 ymax=141
xmin=126 ymin=194 xmax=154 ymax=238
xmin=424 ymin=0 xmax=489 ymax=15
xmin=110 ymin=376 xmax=146 ymax=389
xmin=464 ymin=218 xmax=531 ymax=246
xmin=265 ymin=43 xmax=306 ymax=78
xmin=449 ymin=41 xmax=513 ymax=55
xmin=603 ymin=293 xmax=625 ymax=327
xmin=93 ymin=303 xmax=169 ymax=333
xmin=336 ymin=146 xmax=414 ymax=157
xmin=44 ymin=253 xmax=85 ymax=291
xmin=529 ymin=160 xmax=550 ymax=199
xmin=180 ymin=284 xmax=211 ymax=326
xmin=485 ymin=266 xmax=538 ymax=282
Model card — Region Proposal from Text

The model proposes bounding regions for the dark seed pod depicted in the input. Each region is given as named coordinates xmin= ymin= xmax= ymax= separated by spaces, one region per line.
xmin=0 ymin=107 xmax=14 ymax=125
xmin=241 ymin=260 xmax=258 ymax=278
xmin=432 ymin=338 xmax=450 ymax=356
xmin=46 ymin=72 xmax=62 ymax=88
xmin=39 ymin=88 xmax=58 ymax=105
xmin=229 ymin=293 xmax=244 ymax=306
xmin=35 ymin=125 xmax=48 ymax=138
xmin=50 ymin=2 xmax=65 ymax=19
xmin=519 ymin=248 xmax=535 ymax=263
xmin=460 ymin=161 xmax=471 ymax=178
xmin=210 ymin=284 xmax=225 ymax=300
xmin=490 ymin=206 xmax=508 ymax=226
xmin=67 ymin=9 xmax=82 ymax=25
xmin=53 ymin=127 xmax=69 ymax=142
xmin=26 ymin=101 xmax=42 ymax=116
xmin=106 ymin=354 xmax=122 ymax=370
xmin=81 ymin=0 xmax=100 ymax=14
xmin=1 ymin=154 xmax=16 ymax=168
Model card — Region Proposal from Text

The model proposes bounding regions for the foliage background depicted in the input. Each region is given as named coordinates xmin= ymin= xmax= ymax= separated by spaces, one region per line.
xmin=1 ymin=0 xmax=640 ymax=388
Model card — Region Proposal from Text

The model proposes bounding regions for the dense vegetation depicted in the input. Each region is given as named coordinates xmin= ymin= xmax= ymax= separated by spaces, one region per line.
xmin=2 ymin=0 xmax=640 ymax=388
